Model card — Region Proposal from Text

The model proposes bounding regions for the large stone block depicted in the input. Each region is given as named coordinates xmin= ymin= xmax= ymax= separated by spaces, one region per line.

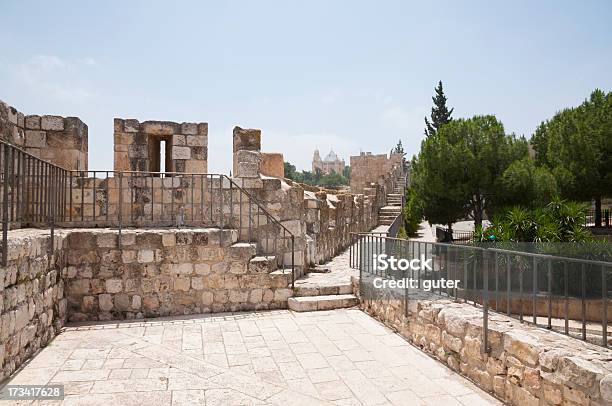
xmin=261 ymin=153 xmax=284 ymax=178
xmin=41 ymin=115 xmax=64 ymax=131
xmin=233 ymin=127 xmax=261 ymax=152
xmin=141 ymin=121 xmax=178 ymax=136
xmin=172 ymin=146 xmax=191 ymax=160
xmin=25 ymin=131 xmax=46 ymax=148
xmin=25 ymin=115 xmax=41 ymax=130
xmin=235 ymin=162 xmax=260 ymax=178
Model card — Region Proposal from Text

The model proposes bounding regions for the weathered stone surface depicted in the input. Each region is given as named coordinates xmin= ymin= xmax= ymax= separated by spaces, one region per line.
xmin=98 ymin=294 xmax=113 ymax=311
xmin=172 ymin=146 xmax=191 ymax=160
xmin=41 ymin=115 xmax=64 ymax=131
xmin=233 ymin=126 xmax=261 ymax=151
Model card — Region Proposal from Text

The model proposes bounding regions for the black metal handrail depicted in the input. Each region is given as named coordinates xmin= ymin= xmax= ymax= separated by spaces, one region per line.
xmin=349 ymin=232 xmax=611 ymax=350
xmin=0 ymin=141 xmax=295 ymax=286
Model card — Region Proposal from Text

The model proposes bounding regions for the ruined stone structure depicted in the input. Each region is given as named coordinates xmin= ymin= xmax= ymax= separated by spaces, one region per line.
xmin=312 ymin=149 xmax=345 ymax=175
xmin=0 ymin=100 xmax=88 ymax=170
xmin=349 ymin=151 xmax=404 ymax=194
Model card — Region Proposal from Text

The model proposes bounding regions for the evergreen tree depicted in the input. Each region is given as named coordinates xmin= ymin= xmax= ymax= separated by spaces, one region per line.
xmin=424 ymin=81 xmax=454 ymax=137
xmin=393 ymin=140 xmax=404 ymax=154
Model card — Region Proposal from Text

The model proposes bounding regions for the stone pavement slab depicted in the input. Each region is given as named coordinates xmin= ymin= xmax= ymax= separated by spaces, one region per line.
xmin=5 ymin=309 xmax=501 ymax=405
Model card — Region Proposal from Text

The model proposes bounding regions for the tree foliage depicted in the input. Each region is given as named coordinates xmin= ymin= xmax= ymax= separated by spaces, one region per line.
xmin=392 ymin=140 xmax=404 ymax=154
xmin=532 ymin=89 xmax=612 ymax=225
xmin=424 ymin=81 xmax=454 ymax=137
xmin=499 ymin=157 xmax=558 ymax=208
xmin=284 ymin=162 xmax=349 ymax=187
xmin=413 ymin=115 xmax=528 ymax=229
xmin=402 ymin=186 xmax=423 ymax=236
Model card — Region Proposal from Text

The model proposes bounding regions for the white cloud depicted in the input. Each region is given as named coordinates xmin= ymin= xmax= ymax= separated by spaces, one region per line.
xmin=12 ymin=54 xmax=99 ymax=102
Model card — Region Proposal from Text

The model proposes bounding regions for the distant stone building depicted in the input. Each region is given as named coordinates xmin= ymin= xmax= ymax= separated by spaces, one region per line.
xmin=350 ymin=151 xmax=404 ymax=194
xmin=312 ymin=149 xmax=345 ymax=175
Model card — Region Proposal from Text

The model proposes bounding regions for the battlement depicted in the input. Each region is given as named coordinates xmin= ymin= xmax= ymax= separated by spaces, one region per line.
xmin=0 ymin=100 xmax=88 ymax=170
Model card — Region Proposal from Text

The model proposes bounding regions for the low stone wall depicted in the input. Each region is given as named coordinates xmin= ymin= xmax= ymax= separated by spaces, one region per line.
xmin=62 ymin=228 xmax=292 ymax=321
xmin=356 ymin=280 xmax=612 ymax=405
xmin=0 ymin=230 xmax=68 ymax=382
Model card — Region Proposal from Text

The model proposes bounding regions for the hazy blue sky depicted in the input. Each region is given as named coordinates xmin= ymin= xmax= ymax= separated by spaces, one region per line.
xmin=1 ymin=1 xmax=610 ymax=172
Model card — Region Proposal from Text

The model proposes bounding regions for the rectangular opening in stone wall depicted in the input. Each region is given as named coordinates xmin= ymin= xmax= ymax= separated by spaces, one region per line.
xmin=160 ymin=140 xmax=166 ymax=173
xmin=147 ymin=136 xmax=173 ymax=175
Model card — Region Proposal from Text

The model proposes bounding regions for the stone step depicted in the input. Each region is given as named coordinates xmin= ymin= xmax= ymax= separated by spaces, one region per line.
xmin=379 ymin=207 xmax=402 ymax=213
xmin=229 ymin=242 xmax=257 ymax=260
xmin=288 ymin=294 xmax=358 ymax=312
xmin=248 ymin=255 xmax=277 ymax=273
xmin=269 ymin=269 xmax=293 ymax=287
xmin=293 ymin=283 xmax=352 ymax=297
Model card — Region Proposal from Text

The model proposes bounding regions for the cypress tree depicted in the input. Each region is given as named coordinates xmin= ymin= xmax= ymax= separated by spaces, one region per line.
xmin=424 ymin=81 xmax=454 ymax=136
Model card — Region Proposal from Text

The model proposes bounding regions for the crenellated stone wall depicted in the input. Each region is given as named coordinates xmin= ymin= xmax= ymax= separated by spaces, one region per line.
xmin=0 ymin=229 xmax=68 ymax=382
xmin=301 ymin=188 xmax=380 ymax=265
xmin=0 ymin=99 xmax=88 ymax=170
xmin=113 ymin=118 xmax=207 ymax=173
xmin=356 ymin=280 xmax=612 ymax=406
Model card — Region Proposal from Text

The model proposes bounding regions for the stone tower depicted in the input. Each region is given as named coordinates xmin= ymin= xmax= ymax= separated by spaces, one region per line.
xmin=312 ymin=149 xmax=322 ymax=173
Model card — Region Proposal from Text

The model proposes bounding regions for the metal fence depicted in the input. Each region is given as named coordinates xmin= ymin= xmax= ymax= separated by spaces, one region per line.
xmin=0 ymin=141 xmax=295 ymax=286
xmin=435 ymin=226 xmax=474 ymax=244
xmin=586 ymin=209 xmax=611 ymax=228
xmin=349 ymin=232 xmax=611 ymax=351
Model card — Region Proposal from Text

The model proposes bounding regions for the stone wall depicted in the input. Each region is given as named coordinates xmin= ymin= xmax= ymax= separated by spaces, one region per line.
xmin=357 ymin=282 xmax=612 ymax=405
xmin=302 ymin=188 xmax=380 ymax=266
xmin=349 ymin=152 xmax=403 ymax=194
xmin=113 ymin=118 xmax=207 ymax=173
xmin=62 ymin=229 xmax=292 ymax=321
xmin=0 ymin=99 xmax=88 ymax=170
xmin=0 ymin=230 xmax=68 ymax=382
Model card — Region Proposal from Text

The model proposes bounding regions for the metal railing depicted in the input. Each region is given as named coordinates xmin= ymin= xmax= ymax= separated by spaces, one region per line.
xmin=349 ymin=232 xmax=611 ymax=351
xmin=586 ymin=209 xmax=611 ymax=228
xmin=435 ymin=227 xmax=474 ymax=244
xmin=0 ymin=141 xmax=295 ymax=286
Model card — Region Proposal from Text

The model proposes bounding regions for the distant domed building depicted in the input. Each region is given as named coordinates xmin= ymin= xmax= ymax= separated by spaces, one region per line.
xmin=312 ymin=149 xmax=345 ymax=175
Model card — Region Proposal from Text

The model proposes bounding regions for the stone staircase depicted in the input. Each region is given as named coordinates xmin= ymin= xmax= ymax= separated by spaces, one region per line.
xmin=378 ymin=175 xmax=406 ymax=226
xmin=236 ymin=243 xmax=294 ymax=288
xmin=288 ymin=282 xmax=358 ymax=311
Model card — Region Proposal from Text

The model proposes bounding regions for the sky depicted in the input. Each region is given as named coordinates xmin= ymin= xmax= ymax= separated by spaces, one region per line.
xmin=0 ymin=1 xmax=610 ymax=173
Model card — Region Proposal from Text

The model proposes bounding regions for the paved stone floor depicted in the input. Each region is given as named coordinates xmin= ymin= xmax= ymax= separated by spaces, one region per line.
xmin=6 ymin=309 xmax=501 ymax=405
xmin=296 ymin=248 xmax=356 ymax=290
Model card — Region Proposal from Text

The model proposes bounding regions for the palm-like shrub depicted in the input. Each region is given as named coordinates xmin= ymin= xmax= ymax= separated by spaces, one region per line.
xmin=478 ymin=197 xmax=591 ymax=243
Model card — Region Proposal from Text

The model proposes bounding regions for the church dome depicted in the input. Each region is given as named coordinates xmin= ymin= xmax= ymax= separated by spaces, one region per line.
xmin=324 ymin=150 xmax=339 ymax=162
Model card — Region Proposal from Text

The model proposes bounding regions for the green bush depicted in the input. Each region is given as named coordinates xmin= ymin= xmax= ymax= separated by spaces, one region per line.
xmin=475 ymin=197 xmax=591 ymax=243
xmin=402 ymin=187 xmax=423 ymax=237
